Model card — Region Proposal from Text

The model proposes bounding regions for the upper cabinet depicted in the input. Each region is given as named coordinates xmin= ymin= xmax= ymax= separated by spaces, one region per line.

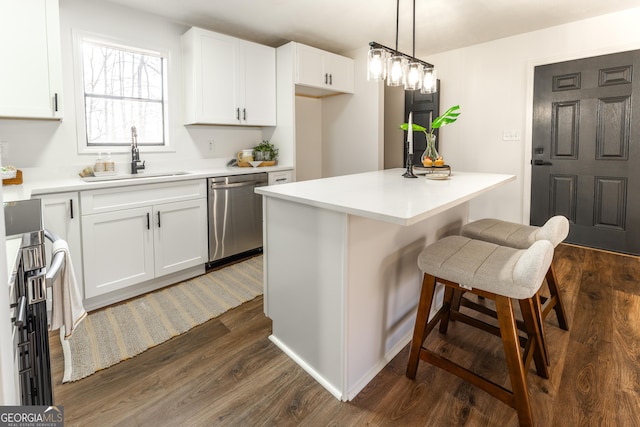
xmin=182 ymin=27 xmax=276 ymax=126
xmin=0 ymin=0 xmax=63 ymax=119
xmin=294 ymin=43 xmax=354 ymax=97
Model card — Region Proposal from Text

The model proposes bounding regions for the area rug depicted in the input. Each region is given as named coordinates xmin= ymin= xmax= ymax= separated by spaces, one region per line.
xmin=60 ymin=255 xmax=263 ymax=383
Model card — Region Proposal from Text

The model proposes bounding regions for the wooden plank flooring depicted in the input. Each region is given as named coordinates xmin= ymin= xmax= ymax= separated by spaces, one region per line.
xmin=50 ymin=244 xmax=640 ymax=426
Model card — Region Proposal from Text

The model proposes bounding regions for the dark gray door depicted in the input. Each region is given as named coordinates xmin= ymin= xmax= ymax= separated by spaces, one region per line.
xmin=531 ymin=50 xmax=640 ymax=255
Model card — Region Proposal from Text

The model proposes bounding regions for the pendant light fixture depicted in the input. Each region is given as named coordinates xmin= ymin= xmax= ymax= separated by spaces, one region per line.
xmin=367 ymin=0 xmax=437 ymax=93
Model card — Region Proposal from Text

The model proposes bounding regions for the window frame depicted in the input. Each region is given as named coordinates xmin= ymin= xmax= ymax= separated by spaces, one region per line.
xmin=73 ymin=30 xmax=173 ymax=155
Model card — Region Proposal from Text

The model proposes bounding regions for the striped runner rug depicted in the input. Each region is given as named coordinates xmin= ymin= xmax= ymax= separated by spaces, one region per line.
xmin=60 ymin=255 xmax=263 ymax=383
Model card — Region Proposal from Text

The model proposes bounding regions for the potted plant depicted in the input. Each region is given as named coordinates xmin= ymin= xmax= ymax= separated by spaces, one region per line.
xmin=253 ymin=140 xmax=279 ymax=162
xmin=401 ymin=105 xmax=461 ymax=166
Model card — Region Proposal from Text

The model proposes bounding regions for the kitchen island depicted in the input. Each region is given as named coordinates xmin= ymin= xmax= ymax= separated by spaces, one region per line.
xmin=255 ymin=168 xmax=515 ymax=401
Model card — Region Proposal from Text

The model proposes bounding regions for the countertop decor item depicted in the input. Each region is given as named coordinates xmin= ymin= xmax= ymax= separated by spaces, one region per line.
xmin=401 ymin=105 xmax=461 ymax=167
xmin=402 ymin=111 xmax=417 ymax=178
xmin=253 ymin=140 xmax=279 ymax=162
xmin=2 ymin=167 xmax=22 ymax=185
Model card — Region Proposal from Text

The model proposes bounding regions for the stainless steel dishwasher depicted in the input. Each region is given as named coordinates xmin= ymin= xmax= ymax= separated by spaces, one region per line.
xmin=208 ymin=172 xmax=268 ymax=264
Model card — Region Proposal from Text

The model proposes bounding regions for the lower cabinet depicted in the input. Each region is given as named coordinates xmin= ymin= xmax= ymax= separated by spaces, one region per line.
xmin=81 ymin=180 xmax=208 ymax=299
xmin=36 ymin=192 xmax=84 ymax=298
xmin=82 ymin=206 xmax=155 ymax=298
xmin=153 ymin=199 xmax=208 ymax=277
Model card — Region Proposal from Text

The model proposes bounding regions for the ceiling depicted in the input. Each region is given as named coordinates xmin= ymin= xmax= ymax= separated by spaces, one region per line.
xmin=103 ymin=0 xmax=639 ymax=57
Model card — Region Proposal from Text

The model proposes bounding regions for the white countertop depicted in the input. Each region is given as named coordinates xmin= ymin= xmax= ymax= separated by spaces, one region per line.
xmin=256 ymin=168 xmax=515 ymax=226
xmin=2 ymin=164 xmax=293 ymax=202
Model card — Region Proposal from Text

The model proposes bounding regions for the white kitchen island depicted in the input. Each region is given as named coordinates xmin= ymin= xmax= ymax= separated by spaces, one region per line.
xmin=255 ymin=168 xmax=515 ymax=401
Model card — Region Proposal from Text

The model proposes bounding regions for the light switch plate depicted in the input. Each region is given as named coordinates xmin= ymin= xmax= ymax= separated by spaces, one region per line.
xmin=502 ymin=130 xmax=521 ymax=141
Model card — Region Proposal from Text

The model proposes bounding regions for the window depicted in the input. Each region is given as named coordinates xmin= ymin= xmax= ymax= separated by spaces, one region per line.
xmin=74 ymin=33 xmax=170 ymax=152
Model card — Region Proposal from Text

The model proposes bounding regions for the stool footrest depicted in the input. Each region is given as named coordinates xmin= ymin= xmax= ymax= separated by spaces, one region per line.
xmin=420 ymin=348 xmax=515 ymax=407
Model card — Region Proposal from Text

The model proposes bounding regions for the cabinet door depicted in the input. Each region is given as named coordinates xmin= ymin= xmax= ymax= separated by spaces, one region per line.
xmin=191 ymin=29 xmax=241 ymax=124
xmin=324 ymin=53 xmax=354 ymax=94
xmin=37 ymin=193 xmax=83 ymax=297
xmin=0 ymin=0 xmax=62 ymax=119
xmin=242 ymin=40 xmax=276 ymax=126
xmin=82 ymin=207 xmax=154 ymax=298
xmin=295 ymin=44 xmax=325 ymax=88
xmin=153 ymin=198 xmax=208 ymax=277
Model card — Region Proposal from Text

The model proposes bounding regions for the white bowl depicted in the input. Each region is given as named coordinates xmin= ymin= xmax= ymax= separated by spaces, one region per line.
xmin=249 ymin=161 xmax=263 ymax=168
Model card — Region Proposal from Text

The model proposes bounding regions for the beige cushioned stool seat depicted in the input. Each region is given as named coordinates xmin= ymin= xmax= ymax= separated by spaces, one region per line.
xmin=417 ymin=235 xmax=553 ymax=300
xmin=460 ymin=215 xmax=569 ymax=249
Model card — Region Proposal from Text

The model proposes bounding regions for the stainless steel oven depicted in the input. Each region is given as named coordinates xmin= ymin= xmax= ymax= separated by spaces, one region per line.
xmin=5 ymin=199 xmax=63 ymax=406
xmin=207 ymin=173 xmax=268 ymax=265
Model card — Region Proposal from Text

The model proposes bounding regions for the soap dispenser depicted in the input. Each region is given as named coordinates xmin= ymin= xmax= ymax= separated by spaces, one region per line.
xmin=94 ymin=152 xmax=106 ymax=173
xmin=105 ymin=152 xmax=115 ymax=172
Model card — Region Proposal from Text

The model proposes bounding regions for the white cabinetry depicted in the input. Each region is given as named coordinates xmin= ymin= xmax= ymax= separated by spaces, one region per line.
xmin=268 ymin=170 xmax=294 ymax=185
xmin=0 ymin=0 xmax=63 ymax=119
xmin=182 ymin=27 xmax=276 ymax=126
xmin=294 ymin=43 xmax=354 ymax=96
xmin=81 ymin=180 xmax=208 ymax=299
xmin=36 ymin=193 xmax=83 ymax=295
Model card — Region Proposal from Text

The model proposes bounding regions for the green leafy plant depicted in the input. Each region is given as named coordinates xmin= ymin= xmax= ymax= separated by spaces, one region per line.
xmin=253 ymin=140 xmax=279 ymax=161
xmin=400 ymin=105 xmax=461 ymax=139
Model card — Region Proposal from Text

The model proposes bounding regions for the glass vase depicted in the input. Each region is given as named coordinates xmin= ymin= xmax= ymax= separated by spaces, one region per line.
xmin=420 ymin=134 xmax=439 ymax=166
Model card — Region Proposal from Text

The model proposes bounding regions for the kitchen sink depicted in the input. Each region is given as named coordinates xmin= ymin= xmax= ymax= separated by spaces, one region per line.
xmin=82 ymin=171 xmax=192 ymax=182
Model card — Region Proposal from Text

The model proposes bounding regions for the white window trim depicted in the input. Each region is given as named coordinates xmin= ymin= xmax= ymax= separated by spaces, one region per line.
xmin=72 ymin=30 xmax=174 ymax=155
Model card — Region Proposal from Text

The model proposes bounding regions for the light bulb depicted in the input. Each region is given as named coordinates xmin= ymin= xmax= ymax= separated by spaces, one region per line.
xmin=405 ymin=62 xmax=423 ymax=90
xmin=367 ymin=48 xmax=387 ymax=81
xmin=387 ymin=55 xmax=406 ymax=87
xmin=421 ymin=67 xmax=437 ymax=94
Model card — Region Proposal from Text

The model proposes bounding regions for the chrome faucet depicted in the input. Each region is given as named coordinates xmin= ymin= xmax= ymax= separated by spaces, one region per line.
xmin=130 ymin=126 xmax=145 ymax=174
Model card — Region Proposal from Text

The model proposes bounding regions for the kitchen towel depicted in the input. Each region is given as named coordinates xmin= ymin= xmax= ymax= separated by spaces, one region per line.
xmin=49 ymin=239 xmax=87 ymax=339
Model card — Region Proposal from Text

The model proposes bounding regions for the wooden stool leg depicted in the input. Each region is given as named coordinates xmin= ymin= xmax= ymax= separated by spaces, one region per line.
xmin=519 ymin=297 xmax=550 ymax=379
xmin=545 ymin=264 xmax=569 ymax=330
xmin=495 ymin=296 xmax=534 ymax=427
xmin=533 ymin=293 xmax=550 ymax=366
xmin=438 ymin=286 xmax=455 ymax=334
xmin=406 ymin=273 xmax=437 ymax=379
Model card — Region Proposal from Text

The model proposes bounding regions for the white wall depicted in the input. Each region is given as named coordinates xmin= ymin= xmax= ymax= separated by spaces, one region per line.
xmin=295 ymin=97 xmax=322 ymax=181
xmin=0 ymin=0 xmax=267 ymax=174
xmin=422 ymin=6 xmax=640 ymax=224
xmin=383 ymin=85 xmax=405 ymax=169
xmin=322 ymin=46 xmax=383 ymax=177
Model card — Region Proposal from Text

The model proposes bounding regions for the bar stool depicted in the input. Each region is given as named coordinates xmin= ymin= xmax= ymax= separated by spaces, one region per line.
xmin=406 ymin=235 xmax=554 ymax=427
xmin=459 ymin=216 xmax=570 ymax=331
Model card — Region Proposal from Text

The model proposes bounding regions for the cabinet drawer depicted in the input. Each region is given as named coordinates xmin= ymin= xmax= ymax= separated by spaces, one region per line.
xmin=81 ymin=179 xmax=207 ymax=215
xmin=268 ymin=170 xmax=293 ymax=185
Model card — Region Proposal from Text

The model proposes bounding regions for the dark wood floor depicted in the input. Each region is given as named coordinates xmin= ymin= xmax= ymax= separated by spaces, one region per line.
xmin=50 ymin=244 xmax=640 ymax=426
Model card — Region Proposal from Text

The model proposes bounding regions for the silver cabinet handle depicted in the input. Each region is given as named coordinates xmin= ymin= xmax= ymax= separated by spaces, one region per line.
xmin=157 ymin=211 xmax=161 ymax=228
xmin=329 ymin=74 xmax=333 ymax=85
xmin=243 ymin=108 xmax=246 ymax=121
xmin=236 ymin=108 xmax=240 ymax=121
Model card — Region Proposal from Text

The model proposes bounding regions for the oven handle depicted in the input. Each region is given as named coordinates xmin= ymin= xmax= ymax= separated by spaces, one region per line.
xmin=210 ymin=180 xmax=267 ymax=190
xmin=12 ymin=296 xmax=27 ymax=327
xmin=44 ymin=229 xmax=66 ymax=288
